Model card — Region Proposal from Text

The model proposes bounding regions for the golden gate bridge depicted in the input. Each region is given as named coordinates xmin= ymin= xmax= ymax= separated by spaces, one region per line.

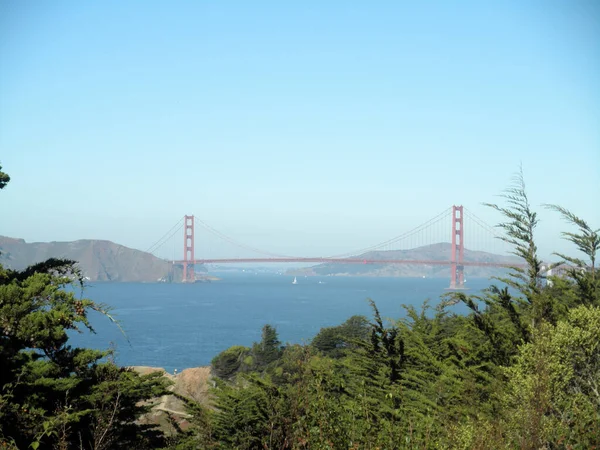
xmin=147 ymin=206 xmax=521 ymax=289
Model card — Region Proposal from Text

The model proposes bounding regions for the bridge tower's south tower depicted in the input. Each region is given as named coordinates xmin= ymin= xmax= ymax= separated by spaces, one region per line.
xmin=450 ymin=205 xmax=465 ymax=289
xmin=182 ymin=215 xmax=195 ymax=283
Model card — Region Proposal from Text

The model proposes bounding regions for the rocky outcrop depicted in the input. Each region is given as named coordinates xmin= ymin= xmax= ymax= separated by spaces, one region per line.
xmin=131 ymin=366 xmax=212 ymax=434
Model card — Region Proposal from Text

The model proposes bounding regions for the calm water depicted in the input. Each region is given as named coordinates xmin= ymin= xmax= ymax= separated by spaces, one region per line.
xmin=69 ymin=274 xmax=491 ymax=372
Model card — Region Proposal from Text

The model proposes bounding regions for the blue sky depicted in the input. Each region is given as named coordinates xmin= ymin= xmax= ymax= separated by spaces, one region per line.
xmin=1 ymin=1 xmax=598 ymax=260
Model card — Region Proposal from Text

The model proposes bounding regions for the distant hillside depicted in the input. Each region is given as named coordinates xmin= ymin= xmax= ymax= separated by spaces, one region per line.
xmin=0 ymin=236 xmax=194 ymax=282
xmin=289 ymin=243 xmax=522 ymax=278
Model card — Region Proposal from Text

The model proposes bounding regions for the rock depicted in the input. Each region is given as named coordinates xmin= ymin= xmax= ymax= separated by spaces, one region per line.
xmin=172 ymin=367 xmax=212 ymax=404
xmin=130 ymin=366 xmax=213 ymax=435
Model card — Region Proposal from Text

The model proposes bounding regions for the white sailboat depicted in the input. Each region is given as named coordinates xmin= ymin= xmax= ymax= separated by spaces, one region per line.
xmin=292 ymin=277 xmax=298 ymax=285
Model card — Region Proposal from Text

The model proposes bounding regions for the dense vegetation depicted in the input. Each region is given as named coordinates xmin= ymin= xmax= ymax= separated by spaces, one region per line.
xmin=171 ymin=172 xmax=600 ymax=449
xmin=1 ymin=166 xmax=599 ymax=449
xmin=0 ymin=167 xmax=170 ymax=449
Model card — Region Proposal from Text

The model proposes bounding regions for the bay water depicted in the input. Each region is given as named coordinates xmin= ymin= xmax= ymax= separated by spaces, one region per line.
xmin=69 ymin=274 xmax=491 ymax=373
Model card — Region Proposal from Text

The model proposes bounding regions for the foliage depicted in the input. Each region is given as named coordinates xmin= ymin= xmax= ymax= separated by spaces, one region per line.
xmin=251 ymin=324 xmax=283 ymax=370
xmin=482 ymin=168 xmax=551 ymax=326
xmin=0 ymin=164 xmax=9 ymax=190
xmin=545 ymin=204 xmax=600 ymax=306
xmin=310 ymin=314 xmax=370 ymax=358
xmin=1 ymin=168 xmax=170 ymax=449
xmin=210 ymin=324 xmax=283 ymax=381
xmin=170 ymin=171 xmax=599 ymax=449
xmin=160 ymin=393 xmax=216 ymax=450
xmin=211 ymin=346 xmax=251 ymax=379
xmin=4 ymin=164 xmax=599 ymax=448
xmin=0 ymin=263 xmax=170 ymax=449
xmin=498 ymin=305 xmax=600 ymax=448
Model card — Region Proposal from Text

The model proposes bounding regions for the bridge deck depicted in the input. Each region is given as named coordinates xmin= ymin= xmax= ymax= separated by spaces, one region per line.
xmin=171 ymin=258 xmax=524 ymax=268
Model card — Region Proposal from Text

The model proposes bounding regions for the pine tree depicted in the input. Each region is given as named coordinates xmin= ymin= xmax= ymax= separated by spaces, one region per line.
xmin=545 ymin=204 xmax=599 ymax=306
xmin=252 ymin=324 xmax=282 ymax=370
xmin=0 ymin=168 xmax=169 ymax=449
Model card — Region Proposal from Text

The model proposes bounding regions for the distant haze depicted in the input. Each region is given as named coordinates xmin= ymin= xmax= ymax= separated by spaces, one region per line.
xmin=1 ymin=2 xmax=598 ymax=261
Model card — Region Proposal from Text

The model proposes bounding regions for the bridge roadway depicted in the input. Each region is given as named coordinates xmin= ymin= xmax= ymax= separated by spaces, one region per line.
xmin=172 ymin=258 xmax=524 ymax=268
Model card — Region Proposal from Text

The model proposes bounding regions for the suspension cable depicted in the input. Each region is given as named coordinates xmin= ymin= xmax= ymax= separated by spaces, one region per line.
xmin=194 ymin=218 xmax=292 ymax=258
xmin=463 ymin=208 xmax=506 ymax=239
xmin=325 ymin=207 xmax=452 ymax=258
xmin=178 ymin=207 xmax=454 ymax=260
xmin=146 ymin=217 xmax=185 ymax=255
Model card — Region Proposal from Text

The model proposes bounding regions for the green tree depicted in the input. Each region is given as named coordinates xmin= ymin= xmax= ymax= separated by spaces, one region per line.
xmin=252 ymin=324 xmax=282 ymax=370
xmin=311 ymin=315 xmax=369 ymax=358
xmin=211 ymin=345 xmax=251 ymax=379
xmin=545 ymin=204 xmax=599 ymax=306
xmin=500 ymin=306 xmax=600 ymax=448
xmin=483 ymin=169 xmax=549 ymax=326
xmin=0 ymin=168 xmax=169 ymax=449
xmin=0 ymin=261 xmax=170 ymax=449
xmin=169 ymin=171 xmax=600 ymax=449
xmin=0 ymin=164 xmax=9 ymax=190
xmin=445 ymin=170 xmax=556 ymax=371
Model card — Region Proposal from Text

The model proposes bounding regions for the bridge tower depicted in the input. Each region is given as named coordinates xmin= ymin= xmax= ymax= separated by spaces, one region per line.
xmin=182 ymin=215 xmax=195 ymax=283
xmin=450 ymin=205 xmax=465 ymax=289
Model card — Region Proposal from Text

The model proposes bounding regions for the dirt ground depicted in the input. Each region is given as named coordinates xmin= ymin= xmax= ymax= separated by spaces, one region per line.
xmin=131 ymin=366 xmax=213 ymax=434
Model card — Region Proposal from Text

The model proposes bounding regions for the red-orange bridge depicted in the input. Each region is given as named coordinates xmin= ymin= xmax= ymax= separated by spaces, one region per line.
xmin=147 ymin=206 xmax=522 ymax=289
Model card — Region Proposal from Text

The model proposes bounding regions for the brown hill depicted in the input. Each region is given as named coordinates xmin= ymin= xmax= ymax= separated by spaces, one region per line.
xmin=291 ymin=243 xmax=522 ymax=278
xmin=0 ymin=236 xmax=187 ymax=282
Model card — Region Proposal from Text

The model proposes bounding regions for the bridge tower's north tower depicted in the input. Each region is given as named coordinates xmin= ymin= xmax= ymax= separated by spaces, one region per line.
xmin=182 ymin=215 xmax=195 ymax=283
xmin=450 ymin=205 xmax=465 ymax=289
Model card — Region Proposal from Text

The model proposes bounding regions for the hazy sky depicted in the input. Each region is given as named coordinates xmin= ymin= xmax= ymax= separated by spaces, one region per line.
xmin=1 ymin=1 xmax=599 ymax=260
